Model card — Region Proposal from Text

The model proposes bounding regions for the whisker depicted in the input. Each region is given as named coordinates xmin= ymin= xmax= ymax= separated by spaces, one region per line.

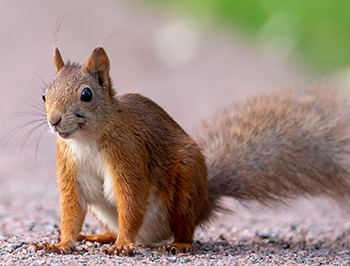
xmin=20 ymin=121 xmax=47 ymax=157
xmin=1 ymin=118 xmax=47 ymax=156
xmin=8 ymin=118 xmax=47 ymax=136
xmin=9 ymin=111 xmax=46 ymax=119
xmin=17 ymin=97 xmax=46 ymax=113
xmin=28 ymin=96 xmax=46 ymax=112
xmin=2 ymin=90 xmax=48 ymax=160
xmin=34 ymin=125 xmax=49 ymax=163
xmin=7 ymin=95 xmax=46 ymax=121
xmin=33 ymin=72 xmax=48 ymax=91
xmin=54 ymin=13 xmax=66 ymax=47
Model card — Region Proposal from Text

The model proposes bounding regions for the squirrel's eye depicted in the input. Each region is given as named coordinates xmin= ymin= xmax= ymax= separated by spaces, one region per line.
xmin=80 ymin=87 xmax=93 ymax=102
xmin=42 ymin=91 xmax=46 ymax=102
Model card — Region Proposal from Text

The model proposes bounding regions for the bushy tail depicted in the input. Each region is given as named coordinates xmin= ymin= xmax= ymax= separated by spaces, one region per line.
xmin=195 ymin=89 xmax=350 ymax=211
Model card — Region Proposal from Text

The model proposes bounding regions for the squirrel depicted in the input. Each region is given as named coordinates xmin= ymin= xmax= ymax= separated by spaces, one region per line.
xmin=35 ymin=46 xmax=350 ymax=256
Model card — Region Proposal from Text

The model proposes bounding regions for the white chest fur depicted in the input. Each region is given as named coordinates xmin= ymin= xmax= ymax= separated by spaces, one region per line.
xmin=66 ymin=138 xmax=172 ymax=244
xmin=67 ymin=139 xmax=120 ymax=233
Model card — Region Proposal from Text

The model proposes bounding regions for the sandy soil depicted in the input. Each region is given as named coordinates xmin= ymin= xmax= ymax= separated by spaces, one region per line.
xmin=1 ymin=1 xmax=350 ymax=265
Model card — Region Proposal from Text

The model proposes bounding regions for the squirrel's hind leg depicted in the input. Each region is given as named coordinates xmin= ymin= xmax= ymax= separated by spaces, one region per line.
xmin=158 ymin=221 xmax=194 ymax=254
xmin=77 ymin=210 xmax=117 ymax=244
xmin=78 ymin=231 xmax=117 ymax=244
xmin=161 ymin=193 xmax=196 ymax=254
xmin=158 ymin=145 xmax=208 ymax=255
xmin=164 ymin=221 xmax=194 ymax=254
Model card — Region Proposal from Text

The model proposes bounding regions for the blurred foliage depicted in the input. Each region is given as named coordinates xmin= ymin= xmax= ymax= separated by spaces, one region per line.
xmin=143 ymin=0 xmax=350 ymax=74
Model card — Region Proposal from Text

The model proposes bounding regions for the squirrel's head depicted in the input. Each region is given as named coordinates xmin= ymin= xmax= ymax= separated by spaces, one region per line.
xmin=43 ymin=47 xmax=116 ymax=140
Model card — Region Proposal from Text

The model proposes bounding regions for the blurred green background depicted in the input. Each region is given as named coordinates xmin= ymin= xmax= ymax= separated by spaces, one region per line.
xmin=144 ymin=0 xmax=350 ymax=74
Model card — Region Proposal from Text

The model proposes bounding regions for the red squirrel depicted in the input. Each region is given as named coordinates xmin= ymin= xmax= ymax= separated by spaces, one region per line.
xmin=36 ymin=46 xmax=350 ymax=255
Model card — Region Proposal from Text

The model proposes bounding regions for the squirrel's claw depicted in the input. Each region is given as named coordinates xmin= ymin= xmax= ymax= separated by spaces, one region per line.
xmin=170 ymin=245 xmax=178 ymax=255
xmin=159 ymin=244 xmax=178 ymax=255
xmin=106 ymin=243 xmax=135 ymax=256
xmin=159 ymin=242 xmax=192 ymax=254
xmin=32 ymin=243 xmax=41 ymax=252
xmin=56 ymin=230 xmax=61 ymax=243
xmin=33 ymin=241 xmax=72 ymax=254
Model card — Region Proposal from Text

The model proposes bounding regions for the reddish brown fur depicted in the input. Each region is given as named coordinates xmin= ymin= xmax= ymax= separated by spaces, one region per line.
xmin=38 ymin=46 xmax=210 ymax=255
xmin=37 ymin=46 xmax=350 ymax=256
xmin=39 ymin=139 xmax=86 ymax=254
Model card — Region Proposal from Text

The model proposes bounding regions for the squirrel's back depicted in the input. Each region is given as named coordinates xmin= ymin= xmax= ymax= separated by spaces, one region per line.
xmin=196 ymin=89 xmax=350 ymax=209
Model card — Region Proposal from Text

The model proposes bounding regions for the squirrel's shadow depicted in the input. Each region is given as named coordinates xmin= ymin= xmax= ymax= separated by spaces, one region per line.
xmin=191 ymin=234 xmax=350 ymax=256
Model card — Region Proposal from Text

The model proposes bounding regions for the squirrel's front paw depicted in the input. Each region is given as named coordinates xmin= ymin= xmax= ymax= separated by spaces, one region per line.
xmin=105 ymin=243 xmax=136 ymax=256
xmin=34 ymin=241 xmax=73 ymax=255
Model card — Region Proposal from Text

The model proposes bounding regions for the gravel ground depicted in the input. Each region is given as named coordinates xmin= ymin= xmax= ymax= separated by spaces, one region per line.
xmin=1 ymin=197 xmax=350 ymax=265
xmin=2 ymin=1 xmax=350 ymax=265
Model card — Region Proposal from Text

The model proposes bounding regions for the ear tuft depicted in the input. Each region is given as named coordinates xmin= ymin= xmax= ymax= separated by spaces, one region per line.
xmin=84 ymin=47 xmax=110 ymax=87
xmin=54 ymin=47 xmax=65 ymax=73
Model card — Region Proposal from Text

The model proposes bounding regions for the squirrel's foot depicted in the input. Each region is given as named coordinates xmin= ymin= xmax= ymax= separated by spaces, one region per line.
xmin=104 ymin=243 xmax=136 ymax=256
xmin=33 ymin=241 xmax=73 ymax=255
xmin=78 ymin=232 xmax=117 ymax=244
xmin=158 ymin=242 xmax=193 ymax=255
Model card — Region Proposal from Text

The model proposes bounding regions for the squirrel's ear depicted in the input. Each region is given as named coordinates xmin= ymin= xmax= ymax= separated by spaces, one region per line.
xmin=84 ymin=47 xmax=110 ymax=88
xmin=54 ymin=47 xmax=64 ymax=73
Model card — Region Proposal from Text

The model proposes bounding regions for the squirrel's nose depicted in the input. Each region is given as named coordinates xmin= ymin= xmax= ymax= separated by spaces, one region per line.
xmin=49 ymin=116 xmax=62 ymax=127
